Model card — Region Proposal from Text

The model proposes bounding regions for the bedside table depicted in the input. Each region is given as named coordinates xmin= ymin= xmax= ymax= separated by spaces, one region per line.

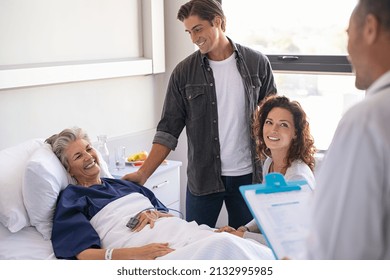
xmin=109 ymin=160 xmax=182 ymax=213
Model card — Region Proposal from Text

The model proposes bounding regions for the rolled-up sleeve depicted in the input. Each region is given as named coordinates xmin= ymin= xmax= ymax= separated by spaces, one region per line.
xmin=153 ymin=130 xmax=178 ymax=151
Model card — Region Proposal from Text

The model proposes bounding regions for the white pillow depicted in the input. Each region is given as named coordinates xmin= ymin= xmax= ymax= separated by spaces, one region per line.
xmin=22 ymin=144 xmax=113 ymax=240
xmin=22 ymin=144 xmax=69 ymax=240
xmin=0 ymin=139 xmax=44 ymax=232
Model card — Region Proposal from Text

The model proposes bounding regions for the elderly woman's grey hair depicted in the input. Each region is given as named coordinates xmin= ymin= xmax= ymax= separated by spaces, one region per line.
xmin=45 ymin=127 xmax=91 ymax=171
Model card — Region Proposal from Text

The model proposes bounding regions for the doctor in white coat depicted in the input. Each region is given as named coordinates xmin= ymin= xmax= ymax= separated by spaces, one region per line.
xmin=307 ymin=0 xmax=390 ymax=259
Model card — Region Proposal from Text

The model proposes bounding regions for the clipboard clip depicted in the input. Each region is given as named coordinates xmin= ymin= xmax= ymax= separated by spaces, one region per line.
xmin=255 ymin=172 xmax=306 ymax=194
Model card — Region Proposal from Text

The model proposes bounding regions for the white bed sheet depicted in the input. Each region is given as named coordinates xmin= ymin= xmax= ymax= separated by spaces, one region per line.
xmin=0 ymin=223 xmax=56 ymax=260
xmin=91 ymin=193 xmax=275 ymax=260
xmin=0 ymin=193 xmax=274 ymax=260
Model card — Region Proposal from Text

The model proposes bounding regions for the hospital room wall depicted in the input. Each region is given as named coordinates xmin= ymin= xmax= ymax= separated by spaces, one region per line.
xmin=0 ymin=0 xmax=161 ymax=150
xmin=0 ymin=76 xmax=159 ymax=148
xmin=0 ymin=0 xmax=195 ymax=220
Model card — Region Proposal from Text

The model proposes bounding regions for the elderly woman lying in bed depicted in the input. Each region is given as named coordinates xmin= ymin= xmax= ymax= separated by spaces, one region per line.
xmin=46 ymin=127 xmax=274 ymax=260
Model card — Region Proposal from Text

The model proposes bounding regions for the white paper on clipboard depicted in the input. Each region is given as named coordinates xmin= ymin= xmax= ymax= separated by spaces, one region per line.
xmin=240 ymin=172 xmax=314 ymax=260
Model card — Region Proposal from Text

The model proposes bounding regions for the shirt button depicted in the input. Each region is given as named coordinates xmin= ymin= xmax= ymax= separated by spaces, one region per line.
xmin=214 ymin=137 xmax=218 ymax=141
xmin=212 ymin=102 xmax=215 ymax=105
xmin=216 ymin=155 xmax=220 ymax=159
xmin=210 ymin=83 xmax=213 ymax=87
xmin=213 ymin=119 xmax=217 ymax=123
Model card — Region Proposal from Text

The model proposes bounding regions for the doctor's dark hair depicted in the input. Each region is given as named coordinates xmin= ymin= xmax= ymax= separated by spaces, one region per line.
xmin=177 ymin=0 xmax=226 ymax=32
xmin=45 ymin=127 xmax=91 ymax=171
xmin=357 ymin=0 xmax=390 ymax=31
xmin=253 ymin=95 xmax=316 ymax=171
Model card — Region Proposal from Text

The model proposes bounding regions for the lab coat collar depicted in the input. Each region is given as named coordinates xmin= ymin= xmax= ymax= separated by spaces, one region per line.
xmin=366 ymin=70 xmax=390 ymax=96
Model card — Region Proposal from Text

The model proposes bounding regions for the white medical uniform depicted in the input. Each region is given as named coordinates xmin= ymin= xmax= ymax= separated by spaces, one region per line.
xmin=307 ymin=71 xmax=390 ymax=259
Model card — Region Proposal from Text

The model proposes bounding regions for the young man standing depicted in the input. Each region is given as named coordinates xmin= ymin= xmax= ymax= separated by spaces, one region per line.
xmin=123 ymin=0 xmax=276 ymax=228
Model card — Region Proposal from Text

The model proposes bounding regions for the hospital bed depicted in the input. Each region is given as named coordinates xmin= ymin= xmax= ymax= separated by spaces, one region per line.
xmin=0 ymin=138 xmax=274 ymax=260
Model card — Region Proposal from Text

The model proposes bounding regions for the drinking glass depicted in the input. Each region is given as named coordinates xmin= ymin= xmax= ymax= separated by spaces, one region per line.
xmin=115 ymin=146 xmax=126 ymax=170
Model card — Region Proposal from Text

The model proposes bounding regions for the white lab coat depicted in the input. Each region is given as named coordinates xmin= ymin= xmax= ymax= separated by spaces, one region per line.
xmin=307 ymin=71 xmax=390 ymax=259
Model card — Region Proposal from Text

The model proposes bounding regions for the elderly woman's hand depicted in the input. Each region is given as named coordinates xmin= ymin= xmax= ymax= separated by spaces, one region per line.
xmin=77 ymin=243 xmax=174 ymax=260
xmin=131 ymin=210 xmax=173 ymax=232
xmin=126 ymin=243 xmax=174 ymax=259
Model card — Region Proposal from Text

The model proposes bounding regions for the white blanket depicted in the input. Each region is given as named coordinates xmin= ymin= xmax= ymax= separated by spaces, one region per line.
xmin=90 ymin=193 xmax=274 ymax=260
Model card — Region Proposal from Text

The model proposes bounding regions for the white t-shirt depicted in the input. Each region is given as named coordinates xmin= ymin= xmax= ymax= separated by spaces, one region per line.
xmin=209 ymin=53 xmax=252 ymax=176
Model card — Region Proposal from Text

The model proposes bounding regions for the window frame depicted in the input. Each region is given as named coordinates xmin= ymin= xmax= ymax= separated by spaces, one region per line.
xmin=219 ymin=0 xmax=353 ymax=74
xmin=267 ymin=55 xmax=352 ymax=74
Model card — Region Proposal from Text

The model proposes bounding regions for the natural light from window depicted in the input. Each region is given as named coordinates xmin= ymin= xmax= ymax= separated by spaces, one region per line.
xmin=222 ymin=0 xmax=365 ymax=151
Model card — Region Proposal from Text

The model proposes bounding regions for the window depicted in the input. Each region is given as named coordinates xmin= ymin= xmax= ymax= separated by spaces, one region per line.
xmin=222 ymin=0 xmax=365 ymax=150
xmin=0 ymin=0 xmax=165 ymax=89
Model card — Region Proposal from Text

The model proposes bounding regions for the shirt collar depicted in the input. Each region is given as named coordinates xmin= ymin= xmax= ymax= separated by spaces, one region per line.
xmin=200 ymin=36 xmax=240 ymax=65
xmin=366 ymin=70 xmax=390 ymax=96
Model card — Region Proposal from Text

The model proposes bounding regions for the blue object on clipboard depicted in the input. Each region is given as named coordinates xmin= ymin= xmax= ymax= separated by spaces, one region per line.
xmin=254 ymin=172 xmax=307 ymax=194
xmin=239 ymin=172 xmax=311 ymax=260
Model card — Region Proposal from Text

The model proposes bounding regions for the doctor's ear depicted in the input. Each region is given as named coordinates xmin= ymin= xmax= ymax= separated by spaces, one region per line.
xmin=364 ymin=13 xmax=380 ymax=44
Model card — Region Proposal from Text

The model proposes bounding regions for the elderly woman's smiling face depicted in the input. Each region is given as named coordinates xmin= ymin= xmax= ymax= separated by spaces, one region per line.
xmin=65 ymin=138 xmax=101 ymax=185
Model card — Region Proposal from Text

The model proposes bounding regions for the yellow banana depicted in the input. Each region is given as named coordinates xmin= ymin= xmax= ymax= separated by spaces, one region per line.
xmin=127 ymin=151 xmax=148 ymax=162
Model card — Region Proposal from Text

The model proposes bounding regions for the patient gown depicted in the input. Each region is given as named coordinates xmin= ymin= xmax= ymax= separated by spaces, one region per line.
xmin=51 ymin=178 xmax=167 ymax=259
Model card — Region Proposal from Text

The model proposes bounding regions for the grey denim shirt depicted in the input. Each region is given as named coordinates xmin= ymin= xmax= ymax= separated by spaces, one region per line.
xmin=153 ymin=38 xmax=277 ymax=196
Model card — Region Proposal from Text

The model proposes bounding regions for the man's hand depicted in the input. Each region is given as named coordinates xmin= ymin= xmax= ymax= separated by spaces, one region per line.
xmin=121 ymin=170 xmax=147 ymax=185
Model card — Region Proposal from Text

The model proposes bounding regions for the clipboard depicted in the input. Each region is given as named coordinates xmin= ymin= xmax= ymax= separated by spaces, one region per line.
xmin=240 ymin=172 xmax=313 ymax=260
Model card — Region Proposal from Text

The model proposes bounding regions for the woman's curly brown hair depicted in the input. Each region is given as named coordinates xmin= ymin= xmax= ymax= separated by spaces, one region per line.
xmin=252 ymin=95 xmax=316 ymax=171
